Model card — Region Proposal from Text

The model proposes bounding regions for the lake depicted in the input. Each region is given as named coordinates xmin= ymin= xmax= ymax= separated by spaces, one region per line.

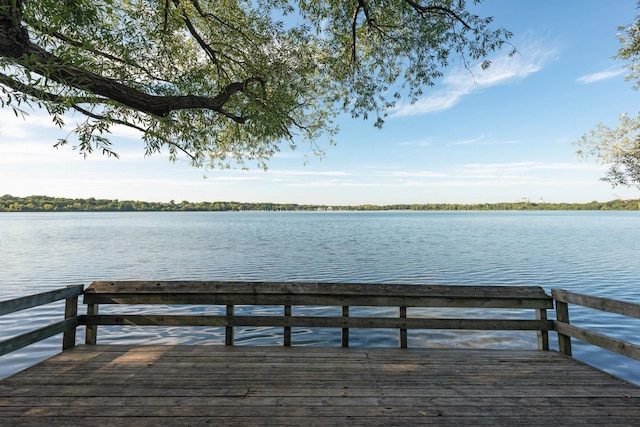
xmin=1 ymin=210 xmax=639 ymax=384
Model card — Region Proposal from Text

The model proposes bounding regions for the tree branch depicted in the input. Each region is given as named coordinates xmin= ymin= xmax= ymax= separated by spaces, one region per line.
xmin=2 ymin=37 xmax=258 ymax=120
xmin=188 ymin=0 xmax=259 ymax=49
xmin=403 ymin=0 xmax=472 ymax=29
xmin=170 ymin=0 xmax=219 ymax=66
xmin=351 ymin=3 xmax=361 ymax=65
xmin=71 ymin=105 xmax=198 ymax=162
xmin=0 ymin=71 xmax=105 ymax=105
xmin=1 ymin=1 xmax=261 ymax=121
xmin=39 ymin=27 xmax=173 ymax=84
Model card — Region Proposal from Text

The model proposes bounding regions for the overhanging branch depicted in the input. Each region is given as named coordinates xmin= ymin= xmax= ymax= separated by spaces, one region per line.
xmin=1 ymin=1 xmax=261 ymax=121
xmin=71 ymin=105 xmax=198 ymax=162
xmin=0 ymin=71 xmax=105 ymax=105
xmin=403 ymin=0 xmax=472 ymax=29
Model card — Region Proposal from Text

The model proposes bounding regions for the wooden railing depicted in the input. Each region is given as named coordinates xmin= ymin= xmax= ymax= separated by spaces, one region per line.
xmin=81 ymin=281 xmax=554 ymax=349
xmin=2 ymin=283 xmax=639 ymax=365
xmin=0 ymin=285 xmax=83 ymax=356
xmin=552 ymin=289 xmax=640 ymax=361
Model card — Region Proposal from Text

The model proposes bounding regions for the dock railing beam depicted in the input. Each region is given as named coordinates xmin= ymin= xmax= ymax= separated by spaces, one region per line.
xmin=284 ymin=305 xmax=292 ymax=346
xmin=225 ymin=304 xmax=234 ymax=346
xmin=555 ymin=299 xmax=572 ymax=356
xmin=85 ymin=303 xmax=99 ymax=345
xmin=62 ymin=291 xmax=79 ymax=350
xmin=80 ymin=282 xmax=555 ymax=350
xmin=399 ymin=306 xmax=408 ymax=349
xmin=341 ymin=306 xmax=349 ymax=347
xmin=536 ymin=308 xmax=549 ymax=351
xmin=0 ymin=285 xmax=84 ymax=356
xmin=552 ymin=289 xmax=640 ymax=361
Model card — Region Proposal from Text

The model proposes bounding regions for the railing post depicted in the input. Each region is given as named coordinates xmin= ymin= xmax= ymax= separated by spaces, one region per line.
xmin=341 ymin=306 xmax=349 ymax=347
xmin=536 ymin=308 xmax=549 ymax=350
xmin=284 ymin=305 xmax=292 ymax=346
xmin=399 ymin=306 xmax=408 ymax=349
xmin=225 ymin=304 xmax=234 ymax=346
xmin=85 ymin=303 xmax=99 ymax=345
xmin=62 ymin=292 xmax=79 ymax=350
xmin=555 ymin=300 xmax=572 ymax=356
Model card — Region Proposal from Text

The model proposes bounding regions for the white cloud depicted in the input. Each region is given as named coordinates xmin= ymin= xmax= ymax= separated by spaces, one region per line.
xmin=389 ymin=170 xmax=447 ymax=178
xmin=0 ymin=108 xmax=66 ymax=139
xmin=210 ymin=168 xmax=352 ymax=183
xmin=449 ymin=135 xmax=485 ymax=146
xmin=391 ymin=38 xmax=555 ymax=118
xmin=286 ymin=180 xmax=379 ymax=188
xmin=576 ymin=68 xmax=625 ymax=84
xmin=462 ymin=161 xmax=602 ymax=173
xmin=394 ymin=92 xmax=462 ymax=116
xmin=396 ymin=138 xmax=434 ymax=147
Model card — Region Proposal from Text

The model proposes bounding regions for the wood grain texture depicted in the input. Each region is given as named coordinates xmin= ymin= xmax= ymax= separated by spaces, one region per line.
xmin=0 ymin=345 xmax=638 ymax=426
xmin=84 ymin=281 xmax=554 ymax=308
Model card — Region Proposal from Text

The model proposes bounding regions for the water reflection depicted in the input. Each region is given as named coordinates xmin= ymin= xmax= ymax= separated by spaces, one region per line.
xmin=1 ymin=211 xmax=639 ymax=384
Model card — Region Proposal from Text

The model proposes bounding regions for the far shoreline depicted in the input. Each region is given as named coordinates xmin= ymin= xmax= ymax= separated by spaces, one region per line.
xmin=1 ymin=194 xmax=639 ymax=212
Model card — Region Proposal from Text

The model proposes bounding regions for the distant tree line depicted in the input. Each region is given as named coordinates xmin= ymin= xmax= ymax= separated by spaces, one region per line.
xmin=1 ymin=195 xmax=639 ymax=212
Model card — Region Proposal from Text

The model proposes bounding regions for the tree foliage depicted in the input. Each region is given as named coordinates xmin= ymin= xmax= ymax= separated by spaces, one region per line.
xmin=575 ymin=113 xmax=640 ymax=188
xmin=575 ymin=6 xmax=640 ymax=189
xmin=0 ymin=0 xmax=512 ymax=169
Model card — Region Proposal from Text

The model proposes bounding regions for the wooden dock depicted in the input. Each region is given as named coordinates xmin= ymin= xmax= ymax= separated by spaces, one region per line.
xmin=0 ymin=344 xmax=639 ymax=426
xmin=1 ymin=281 xmax=639 ymax=425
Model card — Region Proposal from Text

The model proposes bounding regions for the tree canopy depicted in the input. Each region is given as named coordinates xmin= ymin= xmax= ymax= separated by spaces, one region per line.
xmin=575 ymin=5 xmax=640 ymax=189
xmin=0 ymin=0 xmax=512 ymax=169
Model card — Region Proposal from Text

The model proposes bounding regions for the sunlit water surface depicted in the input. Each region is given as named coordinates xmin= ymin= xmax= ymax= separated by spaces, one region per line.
xmin=1 ymin=211 xmax=638 ymax=384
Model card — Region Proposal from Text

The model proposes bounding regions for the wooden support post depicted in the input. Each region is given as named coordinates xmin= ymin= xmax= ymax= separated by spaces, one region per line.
xmin=85 ymin=304 xmax=98 ymax=345
xmin=399 ymin=306 xmax=408 ymax=349
xmin=225 ymin=305 xmax=234 ymax=346
xmin=536 ymin=308 xmax=549 ymax=350
xmin=62 ymin=293 xmax=78 ymax=350
xmin=284 ymin=305 xmax=292 ymax=346
xmin=556 ymin=301 xmax=572 ymax=356
xmin=341 ymin=306 xmax=349 ymax=348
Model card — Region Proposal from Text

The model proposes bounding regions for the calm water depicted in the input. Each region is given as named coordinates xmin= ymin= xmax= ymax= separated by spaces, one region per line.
xmin=1 ymin=211 xmax=639 ymax=383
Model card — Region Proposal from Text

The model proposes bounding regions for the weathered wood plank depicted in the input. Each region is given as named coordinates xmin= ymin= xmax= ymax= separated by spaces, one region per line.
xmin=1 ymin=382 xmax=637 ymax=401
xmin=85 ymin=303 xmax=99 ymax=345
xmin=83 ymin=293 xmax=553 ymax=308
xmin=87 ymin=281 xmax=551 ymax=298
xmin=0 ymin=346 xmax=640 ymax=402
xmin=555 ymin=298 xmax=572 ymax=356
xmin=536 ymin=308 xmax=549 ymax=350
xmin=1 ymin=402 xmax=640 ymax=417
xmin=284 ymin=304 xmax=291 ymax=346
xmin=341 ymin=305 xmax=349 ymax=347
xmin=225 ymin=304 xmax=234 ymax=346
xmin=1 ymin=395 xmax=639 ymax=408
xmin=399 ymin=306 xmax=408 ymax=348
xmin=83 ymin=314 xmax=554 ymax=331
xmin=84 ymin=281 xmax=553 ymax=308
xmin=1 ymin=416 xmax=639 ymax=427
xmin=552 ymin=289 xmax=640 ymax=319
xmin=62 ymin=294 xmax=79 ymax=350
xmin=554 ymin=321 xmax=640 ymax=361
xmin=0 ymin=317 xmax=78 ymax=357
xmin=0 ymin=285 xmax=83 ymax=316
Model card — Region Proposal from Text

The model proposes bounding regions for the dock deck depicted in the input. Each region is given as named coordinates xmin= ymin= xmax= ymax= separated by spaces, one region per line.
xmin=1 ymin=281 xmax=639 ymax=425
xmin=1 ymin=344 xmax=639 ymax=426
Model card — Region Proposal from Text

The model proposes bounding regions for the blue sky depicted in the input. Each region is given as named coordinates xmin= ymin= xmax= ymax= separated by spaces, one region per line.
xmin=1 ymin=0 xmax=639 ymax=205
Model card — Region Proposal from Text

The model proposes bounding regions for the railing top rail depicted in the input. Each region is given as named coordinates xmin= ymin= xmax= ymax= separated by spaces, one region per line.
xmin=84 ymin=281 xmax=553 ymax=308
xmin=552 ymin=289 xmax=640 ymax=320
xmin=0 ymin=285 xmax=84 ymax=317
xmin=87 ymin=281 xmax=550 ymax=298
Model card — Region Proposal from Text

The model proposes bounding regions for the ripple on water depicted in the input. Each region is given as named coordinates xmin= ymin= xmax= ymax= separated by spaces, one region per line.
xmin=1 ymin=211 xmax=639 ymax=384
